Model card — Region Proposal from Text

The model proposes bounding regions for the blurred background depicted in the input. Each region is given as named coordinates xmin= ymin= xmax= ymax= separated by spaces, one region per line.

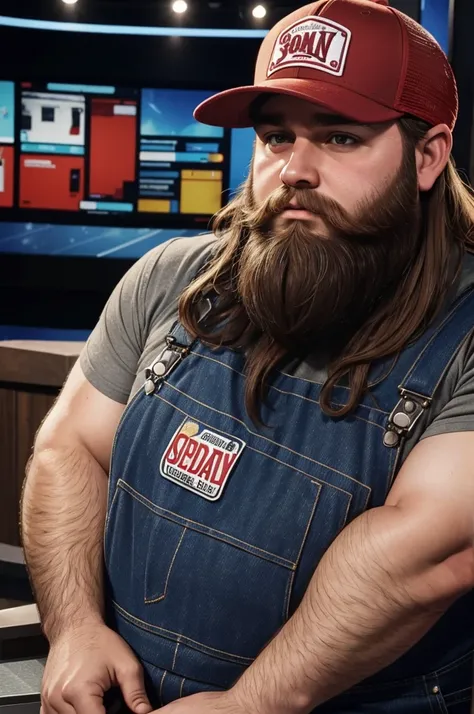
xmin=0 ymin=0 xmax=471 ymax=339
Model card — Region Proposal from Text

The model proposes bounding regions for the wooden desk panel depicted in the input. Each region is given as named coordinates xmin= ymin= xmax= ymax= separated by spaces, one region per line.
xmin=0 ymin=342 xmax=84 ymax=546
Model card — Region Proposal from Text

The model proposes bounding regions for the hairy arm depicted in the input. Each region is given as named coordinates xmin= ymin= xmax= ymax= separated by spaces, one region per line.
xmin=21 ymin=361 xmax=125 ymax=643
xmin=228 ymin=433 xmax=474 ymax=714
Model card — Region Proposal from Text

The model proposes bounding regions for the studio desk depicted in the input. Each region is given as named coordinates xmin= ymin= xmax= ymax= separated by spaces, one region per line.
xmin=0 ymin=340 xmax=83 ymax=547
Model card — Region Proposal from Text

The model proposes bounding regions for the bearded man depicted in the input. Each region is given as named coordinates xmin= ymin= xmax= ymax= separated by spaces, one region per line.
xmin=22 ymin=1 xmax=474 ymax=713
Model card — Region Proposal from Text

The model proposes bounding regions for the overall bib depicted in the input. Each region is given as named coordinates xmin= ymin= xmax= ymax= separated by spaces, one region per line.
xmin=104 ymin=286 xmax=474 ymax=713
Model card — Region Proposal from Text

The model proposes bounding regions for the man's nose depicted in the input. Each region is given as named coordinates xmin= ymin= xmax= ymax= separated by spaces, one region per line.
xmin=280 ymin=139 xmax=321 ymax=189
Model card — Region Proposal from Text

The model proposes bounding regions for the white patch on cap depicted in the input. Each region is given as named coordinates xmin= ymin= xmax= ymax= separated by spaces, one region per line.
xmin=267 ymin=15 xmax=351 ymax=78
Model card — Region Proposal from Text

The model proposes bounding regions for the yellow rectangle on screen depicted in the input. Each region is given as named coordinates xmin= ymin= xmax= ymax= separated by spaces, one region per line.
xmin=138 ymin=199 xmax=171 ymax=213
xmin=181 ymin=170 xmax=223 ymax=215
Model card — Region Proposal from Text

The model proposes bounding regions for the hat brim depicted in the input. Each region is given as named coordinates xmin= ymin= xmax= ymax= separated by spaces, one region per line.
xmin=194 ymin=78 xmax=404 ymax=128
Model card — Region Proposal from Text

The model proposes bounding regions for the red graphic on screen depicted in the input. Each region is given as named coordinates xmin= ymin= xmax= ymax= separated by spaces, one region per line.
xmin=0 ymin=146 xmax=14 ymax=208
xmin=20 ymin=154 xmax=84 ymax=211
xmin=89 ymin=99 xmax=137 ymax=200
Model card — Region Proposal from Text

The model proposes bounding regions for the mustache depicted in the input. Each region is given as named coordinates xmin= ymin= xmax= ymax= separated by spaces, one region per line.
xmin=242 ymin=185 xmax=350 ymax=232
xmin=242 ymin=184 xmax=402 ymax=238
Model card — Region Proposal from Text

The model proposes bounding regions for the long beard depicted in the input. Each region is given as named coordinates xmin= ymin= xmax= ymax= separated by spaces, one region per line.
xmin=235 ymin=153 xmax=421 ymax=355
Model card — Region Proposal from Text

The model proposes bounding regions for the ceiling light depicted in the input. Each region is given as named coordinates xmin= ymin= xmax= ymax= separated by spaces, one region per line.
xmin=172 ymin=0 xmax=188 ymax=13
xmin=252 ymin=4 xmax=267 ymax=18
xmin=61 ymin=0 xmax=79 ymax=4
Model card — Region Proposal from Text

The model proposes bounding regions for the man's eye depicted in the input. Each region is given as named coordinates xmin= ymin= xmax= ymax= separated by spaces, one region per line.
xmin=266 ymin=133 xmax=290 ymax=146
xmin=328 ymin=134 xmax=359 ymax=146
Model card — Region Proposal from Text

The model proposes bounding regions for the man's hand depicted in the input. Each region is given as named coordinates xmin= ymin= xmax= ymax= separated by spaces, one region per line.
xmin=159 ymin=691 xmax=249 ymax=714
xmin=41 ymin=621 xmax=152 ymax=714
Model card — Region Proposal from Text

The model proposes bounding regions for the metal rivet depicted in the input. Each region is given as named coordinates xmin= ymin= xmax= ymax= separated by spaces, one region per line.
xmin=432 ymin=686 xmax=439 ymax=695
xmin=393 ymin=412 xmax=411 ymax=429
xmin=144 ymin=379 xmax=156 ymax=395
xmin=404 ymin=400 xmax=416 ymax=413
xmin=153 ymin=362 xmax=166 ymax=377
xmin=383 ymin=431 xmax=400 ymax=447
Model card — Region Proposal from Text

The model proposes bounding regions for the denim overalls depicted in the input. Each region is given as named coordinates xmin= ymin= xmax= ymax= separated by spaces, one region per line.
xmin=104 ymin=284 xmax=474 ymax=713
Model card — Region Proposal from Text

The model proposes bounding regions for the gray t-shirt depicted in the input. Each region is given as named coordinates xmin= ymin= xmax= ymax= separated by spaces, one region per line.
xmin=80 ymin=233 xmax=474 ymax=466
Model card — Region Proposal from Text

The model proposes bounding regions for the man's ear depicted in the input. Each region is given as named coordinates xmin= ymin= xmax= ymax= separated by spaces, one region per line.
xmin=415 ymin=124 xmax=452 ymax=192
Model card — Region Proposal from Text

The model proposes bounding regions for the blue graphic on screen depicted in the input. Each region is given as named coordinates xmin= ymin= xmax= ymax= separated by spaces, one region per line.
xmin=421 ymin=0 xmax=450 ymax=54
xmin=0 ymin=81 xmax=15 ymax=143
xmin=230 ymin=128 xmax=254 ymax=194
xmin=0 ymin=222 xmax=203 ymax=259
xmin=141 ymin=89 xmax=223 ymax=138
xmin=139 ymin=88 xmax=227 ymax=217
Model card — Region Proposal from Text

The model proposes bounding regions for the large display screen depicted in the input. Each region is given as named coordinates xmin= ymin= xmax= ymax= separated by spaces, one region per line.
xmin=0 ymin=79 xmax=254 ymax=255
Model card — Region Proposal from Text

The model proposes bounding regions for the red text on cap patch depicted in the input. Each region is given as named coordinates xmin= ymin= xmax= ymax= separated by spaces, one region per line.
xmin=268 ymin=16 xmax=352 ymax=78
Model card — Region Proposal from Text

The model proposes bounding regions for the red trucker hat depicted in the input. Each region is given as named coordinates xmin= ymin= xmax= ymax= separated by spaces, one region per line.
xmin=194 ymin=0 xmax=458 ymax=130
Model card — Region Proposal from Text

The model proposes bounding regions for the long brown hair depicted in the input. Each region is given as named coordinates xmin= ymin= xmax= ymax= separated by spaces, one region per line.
xmin=179 ymin=117 xmax=474 ymax=422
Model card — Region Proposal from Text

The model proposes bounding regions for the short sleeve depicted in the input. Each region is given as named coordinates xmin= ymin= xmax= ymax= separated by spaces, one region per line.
xmin=420 ymin=331 xmax=474 ymax=440
xmin=80 ymin=243 xmax=170 ymax=404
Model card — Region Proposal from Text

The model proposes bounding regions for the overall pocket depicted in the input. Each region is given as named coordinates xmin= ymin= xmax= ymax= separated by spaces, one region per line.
xmin=104 ymin=473 xmax=322 ymax=664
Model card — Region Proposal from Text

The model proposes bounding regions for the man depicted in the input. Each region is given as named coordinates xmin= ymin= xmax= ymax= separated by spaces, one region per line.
xmin=21 ymin=0 xmax=474 ymax=712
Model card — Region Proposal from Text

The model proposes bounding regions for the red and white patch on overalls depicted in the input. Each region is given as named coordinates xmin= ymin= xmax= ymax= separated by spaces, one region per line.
xmin=160 ymin=420 xmax=246 ymax=501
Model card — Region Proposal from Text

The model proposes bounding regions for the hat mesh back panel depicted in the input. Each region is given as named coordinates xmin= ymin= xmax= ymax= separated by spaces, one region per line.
xmin=396 ymin=12 xmax=458 ymax=129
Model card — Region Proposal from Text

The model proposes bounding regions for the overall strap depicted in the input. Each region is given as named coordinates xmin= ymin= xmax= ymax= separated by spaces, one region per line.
xmin=143 ymin=298 xmax=212 ymax=396
xmin=142 ymin=244 xmax=216 ymax=396
xmin=383 ymin=286 xmax=474 ymax=448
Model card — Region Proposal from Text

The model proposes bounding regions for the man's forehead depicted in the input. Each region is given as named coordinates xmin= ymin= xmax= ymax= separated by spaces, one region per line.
xmin=251 ymin=94 xmax=364 ymax=127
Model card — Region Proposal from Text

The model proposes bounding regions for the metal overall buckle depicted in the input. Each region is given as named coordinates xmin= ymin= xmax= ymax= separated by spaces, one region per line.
xmin=383 ymin=388 xmax=432 ymax=448
xmin=144 ymin=335 xmax=190 ymax=396
xmin=143 ymin=296 xmax=212 ymax=396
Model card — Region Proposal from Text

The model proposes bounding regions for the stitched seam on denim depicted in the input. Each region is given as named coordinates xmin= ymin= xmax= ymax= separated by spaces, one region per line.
xmin=425 ymin=681 xmax=440 ymax=714
xmin=103 ymin=486 xmax=121 ymax=564
xmin=113 ymin=601 xmax=254 ymax=664
xmin=434 ymin=648 xmax=474 ymax=676
xmin=343 ymin=486 xmax=357 ymax=522
xmin=279 ymin=355 xmax=400 ymax=393
xmin=399 ymin=290 xmax=474 ymax=392
xmin=155 ymin=388 xmax=372 ymax=495
xmin=159 ymin=670 xmax=167 ymax=708
xmin=434 ymin=686 xmax=449 ymax=714
xmin=172 ymin=641 xmax=180 ymax=670
xmin=118 ymin=480 xmax=295 ymax=568
xmin=295 ymin=483 xmax=322 ymax=567
xmin=179 ymin=678 xmax=185 ymax=698
xmin=281 ymin=483 xmax=322 ymax=621
xmin=443 ymin=690 xmax=472 ymax=704
xmin=189 ymin=349 xmax=388 ymax=416
xmin=145 ymin=528 xmax=187 ymax=603
xmin=267 ymin=384 xmax=387 ymax=425
xmin=283 ymin=570 xmax=296 ymax=622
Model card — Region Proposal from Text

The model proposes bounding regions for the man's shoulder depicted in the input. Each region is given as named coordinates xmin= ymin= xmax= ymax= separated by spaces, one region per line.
xmin=146 ymin=232 xmax=218 ymax=268
xmin=133 ymin=232 xmax=220 ymax=319
xmin=141 ymin=232 xmax=219 ymax=289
